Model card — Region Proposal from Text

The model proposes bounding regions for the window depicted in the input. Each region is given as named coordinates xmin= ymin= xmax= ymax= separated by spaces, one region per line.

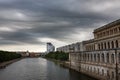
xmin=91 ymin=54 xmax=93 ymax=62
xmin=98 ymin=54 xmax=100 ymax=62
xmin=98 ymin=44 xmax=100 ymax=50
xmin=107 ymin=53 xmax=109 ymax=63
xmin=104 ymin=42 xmax=107 ymax=49
xmin=94 ymin=54 xmax=96 ymax=62
xmin=102 ymin=69 xmax=104 ymax=76
xmin=119 ymin=27 xmax=120 ymax=32
xmin=119 ymin=53 xmax=120 ymax=63
xmin=101 ymin=43 xmax=103 ymax=49
xmin=85 ymin=53 xmax=87 ymax=61
xmin=107 ymin=31 xmax=109 ymax=35
xmin=108 ymin=42 xmax=110 ymax=49
xmin=103 ymin=32 xmax=105 ymax=36
xmin=102 ymin=53 xmax=105 ymax=63
xmin=112 ymin=72 xmax=114 ymax=79
xmin=114 ymin=28 xmax=117 ymax=33
xmin=110 ymin=30 xmax=114 ymax=34
xmin=111 ymin=41 xmax=114 ymax=49
xmin=111 ymin=54 xmax=115 ymax=63
xmin=115 ymin=40 xmax=119 ymax=48
xmin=98 ymin=68 xmax=99 ymax=74
xmin=94 ymin=68 xmax=96 ymax=73
xmin=107 ymin=70 xmax=110 ymax=79
xmin=88 ymin=54 xmax=89 ymax=61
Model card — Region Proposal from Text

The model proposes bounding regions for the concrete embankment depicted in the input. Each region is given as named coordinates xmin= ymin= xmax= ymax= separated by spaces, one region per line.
xmin=0 ymin=58 xmax=22 ymax=69
xmin=61 ymin=61 xmax=100 ymax=80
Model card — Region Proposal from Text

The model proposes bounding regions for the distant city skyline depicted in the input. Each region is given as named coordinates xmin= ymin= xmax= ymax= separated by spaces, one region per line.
xmin=0 ymin=0 xmax=120 ymax=52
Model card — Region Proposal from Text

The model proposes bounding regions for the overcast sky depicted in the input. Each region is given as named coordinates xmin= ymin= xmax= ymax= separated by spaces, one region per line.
xmin=0 ymin=0 xmax=120 ymax=52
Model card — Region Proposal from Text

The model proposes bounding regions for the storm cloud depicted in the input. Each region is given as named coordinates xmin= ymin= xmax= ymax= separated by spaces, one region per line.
xmin=0 ymin=0 xmax=120 ymax=51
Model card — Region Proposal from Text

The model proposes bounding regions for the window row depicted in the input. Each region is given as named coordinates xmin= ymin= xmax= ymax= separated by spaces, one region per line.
xmin=96 ymin=26 xmax=120 ymax=39
xmin=81 ymin=66 xmax=115 ymax=79
xmin=78 ymin=52 xmax=120 ymax=64
xmin=98 ymin=40 xmax=119 ymax=50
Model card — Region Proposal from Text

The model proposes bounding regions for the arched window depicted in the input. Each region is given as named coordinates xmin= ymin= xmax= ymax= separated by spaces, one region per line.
xmin=110 ymin=30 xmax=112 ymax=34
xmin=101 ymin=43 xmax=103 ymax=49
xmin=98 ymin=68 xmax=99 ymax=74
xmin=111 ymin=54 xmax=114 ymax=63
xmin=91 ymin=54 xmax=93 ymax=62
xmin=85 ymin=54 xmax=87 ymax=61
xmin=115 ymin=40 xmax=119 ymax=48
xmin=94 ymin=45 xmax=95 ymax=50
xmin=112 ymin=72 xmax=114 ymax=79
xmin=79 ymin=54 xmax=81 ymax=61
xmin=107 ymin=53 xmax=109 ymax=63
xmin=83 ymin=54 xmax=85 ymax=61
xmin=94 ymin=68 xmax=96 ymax=73
xmin=111 ymin=30 xmax=114 ymax=34
xmin=107 ymin=31 xmax=109 ymax=35
xmin=119 ymin=27 xmax=120 ymax=32
xmin=107 ymin=70 xmax=110 ymax=79
xmin=102 ymin=69 xmax=104 ymax=76
xmin=88 ymin=54 xmax=89 ymax=61
xmin=90 ymin=67 xmax=92 ymax=72
xmin=111 ymin=41 xmax=114 ymax=49
xmin=102 ymin=53 xmax=105 ymax=63
xmin=118 ymin=53 xmax=120 ymax=63
xmin=98 ymin=54 xmax=100 ymax=62
xmin=85 ymin=53 xmax=86 ymax=61
xmin=94 ymin=54 xmax=96 ymax=62
xmin=108 ymin=42 xmax=110 ymax=49
xmin=104 ymin=42 xmax=107 ymax=49
xmin=98 ymin=44 xmax=100 ymax=50
xmin=103 ymin=32 xmax=105 ymax=36
xmin=87 ymin=67 xmax=89 ymax=71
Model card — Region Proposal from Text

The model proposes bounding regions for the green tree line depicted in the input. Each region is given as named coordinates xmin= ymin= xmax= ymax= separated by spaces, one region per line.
xmin=45 ymin=51 xmax=69 ymax=61
xmin=0 ymin=51 xmax=22 ymax=63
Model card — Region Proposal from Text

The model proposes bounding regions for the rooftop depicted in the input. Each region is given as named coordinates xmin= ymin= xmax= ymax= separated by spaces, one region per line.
xmin=94 ymin=19 xmax=120 ymax=33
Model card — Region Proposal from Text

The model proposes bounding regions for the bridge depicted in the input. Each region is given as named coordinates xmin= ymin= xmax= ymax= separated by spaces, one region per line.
xmin=14 ymin=51 xmax=47 ymax=57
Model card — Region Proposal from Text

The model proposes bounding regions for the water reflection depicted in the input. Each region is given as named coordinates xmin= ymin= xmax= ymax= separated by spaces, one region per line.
xmin=0 ymin=58 xmax=96 ymax=80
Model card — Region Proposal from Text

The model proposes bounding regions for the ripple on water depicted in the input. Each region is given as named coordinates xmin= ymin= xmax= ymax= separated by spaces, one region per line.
xmin=0 ymin=58 xmax=97 ymax=80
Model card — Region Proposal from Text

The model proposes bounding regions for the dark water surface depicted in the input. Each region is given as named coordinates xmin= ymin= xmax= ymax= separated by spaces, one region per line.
xmin=0 ymin=58 xmax=96 ymax=80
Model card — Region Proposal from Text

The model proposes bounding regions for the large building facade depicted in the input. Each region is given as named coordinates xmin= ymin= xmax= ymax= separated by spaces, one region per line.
xmin=56 ymin=19 xmax=120 ymax=80
xmin=47 ymin=42 xmax=55 ymax=53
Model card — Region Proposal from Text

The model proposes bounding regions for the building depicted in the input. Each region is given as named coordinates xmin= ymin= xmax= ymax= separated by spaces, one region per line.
xmin=29 ymin=53 xmax=40 ymax=57
xmin=47 ymin=42 xmax=55 ymax=53
xmin=56 ymin=19 xmax=120 ymax=80
xmin=16 ymin=51 xmax=29 ymax=57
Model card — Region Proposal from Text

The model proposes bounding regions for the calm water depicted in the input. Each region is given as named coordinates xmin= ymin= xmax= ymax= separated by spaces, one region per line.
xmin=0 ymin=58 xmax=96 ymax=80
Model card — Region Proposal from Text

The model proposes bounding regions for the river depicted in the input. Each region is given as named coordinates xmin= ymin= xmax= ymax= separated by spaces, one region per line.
xmin=0 ymin=58 xmax=97 ymax=80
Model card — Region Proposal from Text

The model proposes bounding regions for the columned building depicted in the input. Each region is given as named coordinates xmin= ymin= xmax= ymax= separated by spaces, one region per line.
xmin=56 ymin=19 xmax=120 ymax=80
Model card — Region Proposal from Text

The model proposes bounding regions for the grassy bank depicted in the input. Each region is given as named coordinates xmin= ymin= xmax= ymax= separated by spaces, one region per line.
xmin=0 ymin=51 xmax=22 ymax=63
xmin=45 ymin=51 xmax=69 ymax=61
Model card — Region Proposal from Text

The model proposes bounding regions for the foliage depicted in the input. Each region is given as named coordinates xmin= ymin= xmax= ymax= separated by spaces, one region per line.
xmin=0 ymin=51 xmax=22 ymax=63
xmin=45 ymin=51 xmax=69 ymax=61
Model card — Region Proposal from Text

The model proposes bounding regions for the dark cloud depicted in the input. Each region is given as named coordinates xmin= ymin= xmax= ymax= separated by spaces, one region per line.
xmin=0 ymin=0 xmax=119 ymax=51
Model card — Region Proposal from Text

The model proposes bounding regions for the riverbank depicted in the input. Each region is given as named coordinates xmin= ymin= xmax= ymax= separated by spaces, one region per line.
xmin=61 ymin=61 xmax=100 ymax=80
xmin=47 ymin=59 xmax=99 ymax=80
xmin=0 ymin=58 xmax=23 ymax=69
